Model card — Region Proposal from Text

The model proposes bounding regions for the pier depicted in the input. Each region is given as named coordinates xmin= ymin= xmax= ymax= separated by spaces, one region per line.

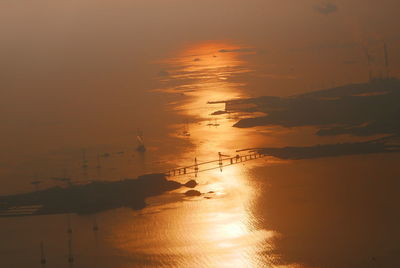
xmin=165 ymin=152 xmax=265 ymax=177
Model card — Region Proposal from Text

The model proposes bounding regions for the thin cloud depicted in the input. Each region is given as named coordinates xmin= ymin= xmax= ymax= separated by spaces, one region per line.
xmin=314 ymin=2 xmax=338 ymax=15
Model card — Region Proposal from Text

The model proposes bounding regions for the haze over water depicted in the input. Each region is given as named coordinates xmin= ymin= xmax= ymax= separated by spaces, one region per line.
xmin=1 ymin=1 xmax=400 ymax=267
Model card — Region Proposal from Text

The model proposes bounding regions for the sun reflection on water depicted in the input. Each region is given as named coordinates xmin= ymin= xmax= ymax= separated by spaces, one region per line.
xmin=112 ymin=41 xmax=279 ymax=267
xmin=162 ymin=41 xmax=276 ymax=267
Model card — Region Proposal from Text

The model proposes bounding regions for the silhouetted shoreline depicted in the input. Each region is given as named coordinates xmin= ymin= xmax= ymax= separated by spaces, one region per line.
xmin=210 ymin=78 xmax=400 ymax=160
xmin=224 ymin=78 xmax=400 ymax=137
xmin=257 ymin=135 xmax=400 ymax=160
xmin=0 ymin=174 xmax=197 ymax=217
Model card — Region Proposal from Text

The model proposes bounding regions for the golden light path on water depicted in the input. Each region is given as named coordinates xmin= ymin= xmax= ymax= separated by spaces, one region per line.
xmin=111 ymin=42 xmax=302 ymax=268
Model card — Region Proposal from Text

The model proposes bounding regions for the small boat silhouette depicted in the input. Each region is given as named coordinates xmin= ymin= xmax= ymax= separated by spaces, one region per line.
xmin=136 ymin=130 xmax=146 ymax=152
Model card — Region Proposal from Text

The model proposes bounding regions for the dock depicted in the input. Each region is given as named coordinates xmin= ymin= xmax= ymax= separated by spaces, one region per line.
xmin=165 ymin=152 xmax=265 ymax=177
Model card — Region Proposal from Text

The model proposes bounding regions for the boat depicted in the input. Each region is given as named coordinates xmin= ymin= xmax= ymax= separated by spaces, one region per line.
xmin=136 ymin=130 xmax=146 ymax=152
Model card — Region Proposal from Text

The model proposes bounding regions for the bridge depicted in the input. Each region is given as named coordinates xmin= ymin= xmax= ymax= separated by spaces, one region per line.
xmin=165 ymin=151 xmax=265 ymax=177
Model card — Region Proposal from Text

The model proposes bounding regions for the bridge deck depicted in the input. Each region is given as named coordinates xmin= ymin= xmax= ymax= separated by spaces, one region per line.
xmin=165 ymin=152 xmax=265 ymax=177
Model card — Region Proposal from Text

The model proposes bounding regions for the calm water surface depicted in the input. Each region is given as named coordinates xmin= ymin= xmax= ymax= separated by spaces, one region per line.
xmin=2 ymin=1 xmax=400 ymax=267
xmin=0 ymin=41 xmax=277 ymax=268
xmin=1 ymin=41 xmax=400 ymax=268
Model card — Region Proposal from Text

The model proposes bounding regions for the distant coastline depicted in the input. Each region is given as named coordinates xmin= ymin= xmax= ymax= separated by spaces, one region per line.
xmin=0 ymin=174 xmax=197 ymax=217
xmin=214 ymin=78 xmax=400 ymax=160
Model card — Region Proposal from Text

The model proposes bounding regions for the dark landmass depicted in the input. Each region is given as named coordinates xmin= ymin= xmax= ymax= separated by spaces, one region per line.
xmin=184 ymin=190 xmax=202 ymax=196
xmin=184 ymin=180 xmax=198 ymax=188
xmin=0 ymin=174 xmax=196 ymax=217
xmin=225 ymin=78 xmax=400 ymax=137
xmin=211 ymin=78 xmax=400 ymax=159
xmin=211 ymin=110 xmax=227 ymax=115
xmin=258 ymin=135 xmax=400 ymax=160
